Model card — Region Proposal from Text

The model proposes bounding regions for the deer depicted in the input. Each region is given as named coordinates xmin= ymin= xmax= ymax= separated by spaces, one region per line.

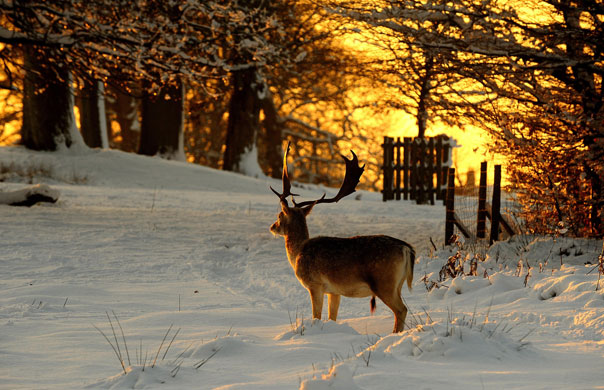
xmin=269 ymin=143 xmax=415 ymax=333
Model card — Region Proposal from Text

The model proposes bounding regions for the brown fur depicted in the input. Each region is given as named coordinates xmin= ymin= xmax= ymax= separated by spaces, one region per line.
xmin=271 ymin=203 xmax=415 ymax=333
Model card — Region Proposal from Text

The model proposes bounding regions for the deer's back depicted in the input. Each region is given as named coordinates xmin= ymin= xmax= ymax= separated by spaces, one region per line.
xmin=297 ymin=235 xmax=413 ymax=275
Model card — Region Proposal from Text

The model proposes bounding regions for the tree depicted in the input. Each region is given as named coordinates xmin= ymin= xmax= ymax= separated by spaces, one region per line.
xmin=325 ymin=1 xmax=482 ymax=139
xmin=1 ymin=0 xmax=282 ymax=152
xmin=221 ymin=0 xmax=284 ymax=175
xmin=184 ymin=79 xmax=229 ymax=168
xmin=21 ymin=46 xmax=81 ymax=150
xmin=223 ymin=67 xmax=263 ymax=174
xmin=104 ymin=83 xmax=141 ymax=153
xmin=332 ymin=0 xmax=604 ymax=236
xmin=221 ymin=0 xmax=372 ymax=183
xmin=78 ymin=78 xmax=108 ymax=148
xmin=139 ymin=80 xmax=185 ymax=160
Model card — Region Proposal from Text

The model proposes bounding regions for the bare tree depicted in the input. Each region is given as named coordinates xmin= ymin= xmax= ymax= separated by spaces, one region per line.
xmin=332 ymin=0 xmax=604 ymax=236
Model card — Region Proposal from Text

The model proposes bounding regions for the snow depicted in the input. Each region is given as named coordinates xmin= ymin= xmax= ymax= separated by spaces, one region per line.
xmin=0 ymin=183 xmax=60 ymax=206
xmin=1 ymin=145 xmax=603 ymax=389
xmin=238 ymin=144 xmax=266 ymax=178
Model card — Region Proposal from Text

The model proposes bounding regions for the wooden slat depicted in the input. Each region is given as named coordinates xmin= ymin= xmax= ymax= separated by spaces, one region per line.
xmin=395 ymin=137 xmax=401 ymax=200
xmin=477 ymin=161 xmax=488 ymax=238
xmin=445 ymin=167 xmax=456 ymax=244
xmin=490 ymin=165 xmax=502 ymax=243
xmin=486 ymin=201 xmax=517 ymax=236
xmin=454 ymin=213 xmax=472 ymax=238
xmin=382 ymin=136 xmax=393 ymax=201
xmin=403 ymin=137 xmax=411 ymax=200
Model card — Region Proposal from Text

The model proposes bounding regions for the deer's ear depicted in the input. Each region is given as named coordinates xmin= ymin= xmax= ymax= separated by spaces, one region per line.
xmin=302 ymin=202 xmax=315 ymax=216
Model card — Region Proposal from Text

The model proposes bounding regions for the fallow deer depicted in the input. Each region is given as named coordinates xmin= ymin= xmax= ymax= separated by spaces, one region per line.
xmin=270 ymin=143 xmax=415 ymax=333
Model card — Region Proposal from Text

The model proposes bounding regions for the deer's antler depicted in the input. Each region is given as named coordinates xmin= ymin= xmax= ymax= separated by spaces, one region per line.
xmin=270 ymin=141 xmax=298 ymax=204
xmin=271 ymin=142 xmax=365 ymax=208
xmin=293 ymin=150 xmax=365 ymax=208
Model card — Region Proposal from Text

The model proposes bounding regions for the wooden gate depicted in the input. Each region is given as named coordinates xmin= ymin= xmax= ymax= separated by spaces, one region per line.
xmin=382 ymin=136 xmax=454 ymax=204
xmin=445 ymin=162 xmax=517 ymax=245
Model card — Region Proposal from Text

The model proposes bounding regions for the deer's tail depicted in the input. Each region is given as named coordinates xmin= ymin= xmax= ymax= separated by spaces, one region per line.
xmin=370 ymin=296 xmax=376 ymax=315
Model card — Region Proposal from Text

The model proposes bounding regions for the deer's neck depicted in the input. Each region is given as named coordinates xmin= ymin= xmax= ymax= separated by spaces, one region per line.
xmin=284 ymin=224 xmax=309 ymax=269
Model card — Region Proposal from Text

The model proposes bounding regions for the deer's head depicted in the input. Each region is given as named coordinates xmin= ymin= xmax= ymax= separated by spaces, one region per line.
xmin=269 ymin=142 xmax=365 ymax=239
xmin=269 ymin=202 xmax=313 ymax=237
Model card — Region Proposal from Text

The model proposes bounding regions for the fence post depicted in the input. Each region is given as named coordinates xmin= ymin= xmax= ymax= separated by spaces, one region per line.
xmin=416 ymin=138 xmax=426 ymax=204
xmin=403 ymin=137 xmax=411 ymax=200
xmin=445 ymin=167 xmax=456 ymax=245
xmin=427 ymin=137 xmax=435 ymax=205
xmin=382 ymin=137 xmax=393 ymax=201
xmin=395 ymin=137 xmax=401 ymax=200
xmin=435 ymin=137 xmax=443 ymax=201
xmin=489 ymin=165 xmax=502 ymax=244
xmin=477 ymin=161 xmax=488 ymax=239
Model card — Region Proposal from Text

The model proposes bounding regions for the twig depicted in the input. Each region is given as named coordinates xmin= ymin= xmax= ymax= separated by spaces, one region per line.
xmin=429 ymin=237 xmax=438 ymax=251
xmin=586 ymin=264 xmax=599 ymax=275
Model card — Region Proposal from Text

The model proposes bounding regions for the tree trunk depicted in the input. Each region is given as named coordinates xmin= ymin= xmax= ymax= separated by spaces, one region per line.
xmin=105 ymin=84 xmax=141 ymax=153
xmin=78 ymin=79 xmax=108 ymax=148
xmin=416 ymin=54 xmax=434 ymax=139
xmin=138 ymin=80 xmax=185 ymax=160
xmin=21 ymin=47 xmax=78 ymax=151
xmin=223 ymin=67 xmax=262 ymax=174
xmin=260 ymin=90 xmax=283 ymax=178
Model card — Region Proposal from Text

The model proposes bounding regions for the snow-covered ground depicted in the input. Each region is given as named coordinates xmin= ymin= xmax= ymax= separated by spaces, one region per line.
xmin=1 ymin=146 xmax=603 ymax=390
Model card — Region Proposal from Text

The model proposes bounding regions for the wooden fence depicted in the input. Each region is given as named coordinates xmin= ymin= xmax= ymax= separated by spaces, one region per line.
xmin=382 ymin=136 xmax=453 ymax=204
xmin=445 ymin=162 xmax=516 ymax=245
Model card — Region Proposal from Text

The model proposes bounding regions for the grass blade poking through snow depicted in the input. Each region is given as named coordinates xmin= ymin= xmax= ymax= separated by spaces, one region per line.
xmin=112 ymin=311 xmax=131 ymax=366
xmin=194 ymin=347 xmax=221 ymax=369
xmin=152 ymin=324 xmax=173 ymax=368
xmin=92 ymin=323 xmax=127 ymax=375
xmin=162 ymin=327 xmax=181 ymax=361
xmin=105 ymin=312 xmax=124 ymax=368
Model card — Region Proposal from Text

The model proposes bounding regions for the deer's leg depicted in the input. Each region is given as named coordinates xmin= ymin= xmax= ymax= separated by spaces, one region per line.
xmin=327 ymin=294 xmax=341 ymax=321
xmin=384 ymin=295 xmax=407 ymax=333
xmin=376 ymin=282 xmax=408 ymax=333
xmin=309 ymin=288 xmax=324 ymax=320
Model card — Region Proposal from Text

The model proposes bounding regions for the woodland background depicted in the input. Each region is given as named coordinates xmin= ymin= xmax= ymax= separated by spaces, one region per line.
xmin=0 ymin=0 xmax=602 ymax=237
